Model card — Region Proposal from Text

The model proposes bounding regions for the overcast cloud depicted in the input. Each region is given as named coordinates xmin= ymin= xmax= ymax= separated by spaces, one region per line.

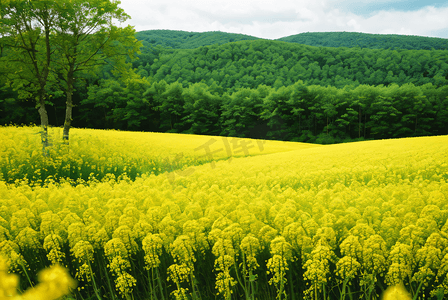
xmin=118 ymin=0 xmax=448 ymax=39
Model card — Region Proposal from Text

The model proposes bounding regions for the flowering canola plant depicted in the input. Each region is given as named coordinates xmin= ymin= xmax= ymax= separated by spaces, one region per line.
xmin=0 ymin=126 xmax=447 ymax=299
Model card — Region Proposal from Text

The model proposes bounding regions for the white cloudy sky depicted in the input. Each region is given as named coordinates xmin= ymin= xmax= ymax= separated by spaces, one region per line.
xmin=118 ymin=0 xmax=448 ymax=39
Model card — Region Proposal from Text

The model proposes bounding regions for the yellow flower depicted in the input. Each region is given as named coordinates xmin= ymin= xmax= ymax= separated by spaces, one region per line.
xmin=171 ymin=287 xmax=190 ymax=300
xmin=40 ymin=212 xmax=65 ymax=241
xmin=67 ymin=222 xmax=87 ymax=248
xmin=142 ymin=233 xmax=163 ymax=269
xmin=258 ymin=225 xmax=278 ymax=246
xmin=267 ymin=255 xmax=289 ymax=286
xmin=214 ymin=254 xmax=234 ymax=272
xmin=43 ymin=234 xmax=65 ymax=265
xmin=171 ymin=235 xmax=196 ymax=268
xmin=222 ymin=223 xmax=244 ymax=249
xmin=182 ymin=220 xmax=209 ymax=256
xmin=0 ymin=240 xmax=25 ymax=272
xmin=14 ymin=227 xmax=41 ymax=250
xmin=167 ymin=263 xmax=191 ymax=294
xmin=212 ymin=238 xmax=235 ymax=259
xmin=115 ymin=272 xmax=136 ymax=297
xmin=10 ymin=209 xmax=35 ymax=237
xmin=104 ymin=238 xmax=128 ymax=260
xmin=108 ymin=256 xmax=131 ymax=276
xmin=112 ymin=225 xmax=138 ymax=255
xmin=362 ymin=234 xmax=387 ymax=274
xmin=132 ymin=220 xmax=153 ymax=241
xmin=72 ymin=240 xmax=94 ymax=263
xmin=340 ymin=235 xmax=362 ymax=260
xmin=382 ymin=282 xmax=412 ymax=300
xmin=0 ymin=256 xmax=18 ymax=298
xmin=386 ymin=263 xmax=412 ymax=286
xmin=270 ymin=236 xmax=292 ymax=261
xmin=336 ymin=256 xmax=361 ymax=282
xmin=22 ymin=264 xmax=77 ymax=300
xmin=240 ymin=234 xmax=261 ymax=259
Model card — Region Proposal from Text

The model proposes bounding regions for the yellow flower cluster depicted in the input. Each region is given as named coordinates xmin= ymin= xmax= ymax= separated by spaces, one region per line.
xmin=142 ymin=233 xmax=163 ymax=269
xmin=72 ymin=240 xmax=94 ymax=282
xmin=0 ymin=255 xmax=76 ymax=300
xmin=240 ymin=234 xmax=261 ymax=273
xmin=43 ymin=234 xmax=65 ymax=265
xmin=0 ymin=126 xmax=447 ymax=299
xmin=212 ymin=238 xmax=237 ymax=299
xmin=104 ymin=238 xmax=136 ymax=297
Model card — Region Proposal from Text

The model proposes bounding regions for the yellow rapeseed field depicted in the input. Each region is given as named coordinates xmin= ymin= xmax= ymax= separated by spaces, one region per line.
xmin=0 ymin=126 xmax=316 ymax=184
xmin=0 ymin=126 xmax=447 ymax=300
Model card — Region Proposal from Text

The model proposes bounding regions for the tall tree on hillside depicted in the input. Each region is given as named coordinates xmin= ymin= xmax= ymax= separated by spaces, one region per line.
xmin=0 ymin=0 xmax=58 ymax=151
xmin=51 ymin=0 xmax=141 ymax=141
xmin=0 ymin=0 xmax=141 ymax=143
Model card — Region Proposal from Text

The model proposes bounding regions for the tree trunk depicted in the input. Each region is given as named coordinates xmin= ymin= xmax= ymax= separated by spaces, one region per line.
xmin=39 ymin=5 xmax=53 ymax=152
xmin=63 ymin=73 xmax=74 ymax=142
xmin=63 ymin=92 xmax=73 ymax=142
xmin=38 ymin=96 xmax=49 ymax=154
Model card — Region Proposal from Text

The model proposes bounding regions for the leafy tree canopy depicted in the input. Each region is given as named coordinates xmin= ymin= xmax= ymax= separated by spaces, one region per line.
xmin=136 ymin=29 xmax=448 ymax=51
xmin=134 ymin=38 xmax=448 ymax=92
xmin=278 ymin=31 xmax=448 ymax=50
xmin=136 ymin=30 xmax=260 ymax=49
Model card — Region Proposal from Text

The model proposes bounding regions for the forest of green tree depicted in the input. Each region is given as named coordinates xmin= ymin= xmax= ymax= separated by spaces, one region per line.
xmin=278 ymin=31 xmax=448 ymax=50
xmin=136 ymin=30 xmax=448 ymax=50
xmin=1 ymin=30 xmax=448 ymax=144
xmin=134 ymin=39 xmax=448 ymax=91
xmin=136 ymin=30 xmax=260 ymax=49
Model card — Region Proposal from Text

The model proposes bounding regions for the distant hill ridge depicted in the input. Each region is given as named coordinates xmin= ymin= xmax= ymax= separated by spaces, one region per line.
xmin=136 ymin=30 xmax=260 ymax=49
xmin=278 ymin=31 xmax=448 ymax=50
xmin=136 ymin=29 xmax=448 ymax=51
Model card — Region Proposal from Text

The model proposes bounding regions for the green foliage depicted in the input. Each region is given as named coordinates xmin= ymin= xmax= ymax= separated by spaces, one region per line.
xmin=81 ymin=74 xmax=448 ymax=144
xmin=82 ymin=76 xmax=158 ymax=131
xmin=136 ymin=30 xmax=260 ymax=49
xmin=0 ymin=0 xmax=141 ymax=141
xmin=278 ymin=31 xmax=448 ymax=50
xmin=134 ymin=39 xmax=448 ymax=92
xmin=182 ymin=82 xmax=223 ymax=135
xmin=135 ymin=30 xmax=448 ymax=51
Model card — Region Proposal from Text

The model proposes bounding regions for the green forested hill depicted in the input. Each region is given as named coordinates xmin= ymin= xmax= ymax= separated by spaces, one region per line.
xmin=136 ymin=30 xmax=260 ymax=49
xmin=278 ymin=31 xmax=448 ymax=50
xmin=134 ymin=39 xmax=448 ymax=91
xmin=135 ymin=30 xmax=448 ymax=50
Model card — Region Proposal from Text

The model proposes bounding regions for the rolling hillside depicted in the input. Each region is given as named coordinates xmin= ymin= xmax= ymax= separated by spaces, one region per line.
xmin=278 ymin=31 xmax=448 ymax=50
xmin=1 ymin=126 xmax=447 ymax=300
xmin=136 ymin=30 xmax=260 ymax=49
xmin=136 ymin=29 xmax=448 ymax=50
xmin=134 ymin=38 xmax=448 ymax=90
